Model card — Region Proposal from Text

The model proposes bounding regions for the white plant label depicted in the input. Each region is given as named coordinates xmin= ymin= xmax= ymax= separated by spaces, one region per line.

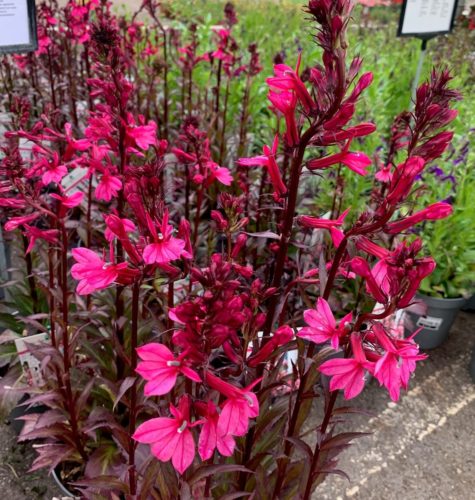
xmin=416 ymin=315 xmax=443 ymax=331
xmin=0 ymin=1 xmax=30 ymax=47
xmin=15 ymin=333 xmax=50 ymax=387
xmin=400 ymin=0 xmax=457 ymax=35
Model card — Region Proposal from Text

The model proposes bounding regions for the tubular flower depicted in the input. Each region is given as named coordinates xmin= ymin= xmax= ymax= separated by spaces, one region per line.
xmin=386 ymin=202 xmax=453 ymax=233
xmin=143 ymin=211 xmax=191 ymax=265
xmin=196 ymin=401 xmax=236 ymax=461
xmin=267 ymin=90 xmax=299 ymax=146
xmin=266 ymin=53 xmax=314 ymax=112
xmin=371 ymin=324 xmax=427 ymax=401
xmin=307 ymin=141 xmax=371 ymax=176
xmin=298 ymin=298 xmax=352 ymax=350
xmin=237 ymin=135 xmax=287 ymax=198
xmin=133 ymin=396 xmax=196 ymax=474
xmin=205 ymin=371 xmax=261 ymax=437
xmin=23 ymin=225 xmax=58 ymax=254
xmin=71 ymin=247 xmax=129 ymax=295
xmin=319 ymin=333 xmax=374 ymax=400
xmin=95 ymin=174 xmax=122 ymax=202
xmin=247 ymin=325 xmax=294 ymax=367
xmin=298 ymin=207 xmax=350 ymax=230
xmin=136 ymin=343 xmax=201 ymax=396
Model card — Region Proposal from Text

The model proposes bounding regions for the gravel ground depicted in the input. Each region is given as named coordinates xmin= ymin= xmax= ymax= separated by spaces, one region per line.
xmin=0 ymin=311 xmax=474 ymax=499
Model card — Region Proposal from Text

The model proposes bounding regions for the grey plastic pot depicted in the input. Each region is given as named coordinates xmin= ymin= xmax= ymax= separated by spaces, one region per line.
xmin=52 ymin=468 xmax=77 ymax=498
xmin=407 ymin=293 xmax=467 ymax=349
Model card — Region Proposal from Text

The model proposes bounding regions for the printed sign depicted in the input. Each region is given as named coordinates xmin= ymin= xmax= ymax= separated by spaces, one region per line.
xmin=0 ymin=0 xmax=38 ymax=54
xmin=398 ymin=0 xmax=459 ymax=37
xmin=15 ymin=333 xmax=50 ymax=386
xmin=416 ymin=315 xmax=443 ymax=331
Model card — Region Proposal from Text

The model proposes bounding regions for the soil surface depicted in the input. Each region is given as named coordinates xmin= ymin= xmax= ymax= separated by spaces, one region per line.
xmin=1 ymin=311 xmax=474 ymax=499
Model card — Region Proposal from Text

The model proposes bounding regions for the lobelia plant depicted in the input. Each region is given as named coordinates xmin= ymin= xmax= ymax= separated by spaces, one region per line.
xmin=0 ymin=0 xmax=464 ymax=498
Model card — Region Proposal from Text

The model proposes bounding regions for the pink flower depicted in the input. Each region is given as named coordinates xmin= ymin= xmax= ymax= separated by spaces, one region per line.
xmin=196 ymin=401 xmax=235 ymax=460
xmin=207 ymin=161 xmax=233 ymax=186
xmin=95 ymin=174 xmax=122 ymax=202
xmin=205 ymin=371 xmax=261 ymax=437
xmin=308 ymin=141 xmax=371 ymax=176
xmin=319 ymin=334 xmax=374 ymax=400
xmin=136 ymin=343 xmax=201 ymax=396
xmin=4 ymin=213 xmax=40 ymax=231
xmin=41 ymin=153 xmax=67 ymax=185
xmin=105 ymin=216 xmax=136 ymax=242
xmin=247 ymin=325 xmax=294 ymax=367
xmin=386 ymin=202 xmax=453 ymax=233
xmin=375 ymin=163 xmax=392 ymax=183
xmin=50 ymin=191 xmax=84 ymax=209
xmin=266 ymin=53 xmax=314 ymax=112
xmin=237 ymin=135 xmax=287 ymax=198
xmin=268 ymin=90 xmax=299 ymax=146
xmin=133 ymin=396 xmax=196 ymax=474
xmin=371 ymin=324 xmax=427 ymax=401
xmin=298 ymin=298 xmax=352 ymax=350
xmin=143 ymin=211 xmax=191 ymax=265
xmin=298 ymin=207 xmax=350 ymax=230
xmin=127 ymin=119 xmax=157 ymax=150
xmin=386 ymin=156 xmax=425 ymax=205
xmin=71 ymin=247 xmax=128 ymax=295
xmin=23 ymin=225 xmax=58 ymax=254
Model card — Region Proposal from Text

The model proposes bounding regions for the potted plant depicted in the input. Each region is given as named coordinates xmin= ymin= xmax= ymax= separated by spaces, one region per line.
xmin=0 ymin=0 xmax=469 ymax=498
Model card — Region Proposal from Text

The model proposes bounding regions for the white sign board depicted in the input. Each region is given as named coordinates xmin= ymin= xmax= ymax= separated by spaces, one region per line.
xmin=398 ymin=0 xmax=458 ymax=37
xmin=0 ymin=0 xmax=37 ymax=54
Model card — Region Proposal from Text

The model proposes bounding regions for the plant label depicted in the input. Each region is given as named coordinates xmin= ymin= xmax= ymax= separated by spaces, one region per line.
xmin=0 ymin=0 xmax=37 ymax=54
xmin=416 ymin=315 xmax=443 ymax=330
xmin=15 ymin=332 xmax=50 ymax=386
xmin=398 ymin=0 xmax=459 ymax=38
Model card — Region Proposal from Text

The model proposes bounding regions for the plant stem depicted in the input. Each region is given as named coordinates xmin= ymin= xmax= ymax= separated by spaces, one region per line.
xmin=128 ymin=281 xmax=140 ymax=496
xmin=60 ymin=221 xmax=87 ymax=461
xmin=21 ymin=235 xmax=38 ymax=313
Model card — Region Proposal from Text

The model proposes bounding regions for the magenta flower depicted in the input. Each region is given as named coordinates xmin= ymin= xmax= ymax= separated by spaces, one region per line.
xmin=386 ymin=202 xmax=453 ymax=233
xmin=71 ymin=247 xmax=128 ymax=295
xmin=133 ymin=396 xmax=196 ymax=474
xmin=386 ymin=156 xmax=425 ymax=205
xmin=205 ymin=371 xmax=260 ymax=437
xmin=268 ymin=89 xmax=299 ymax=146
xmin=95 ymin=174 xmax=122 ymax=202
xmin=319 ymin=334 xmax=374 ymax=400
xmin=40 ymin=153 xmax=67 ymax=185
xmin=143 ymin=211 xmax=191 ymax=265
xmin=375 ymin=163 xmax=392 ymax=183
xmin=136 ymin=343 xmax=201 ymax=396
xmin=247 ymin=325 xmax=294 ymax=367
xmin=298 ymin=207 xmax=350 ymax=230
xmin=196 ymin=401 xmax=235 ymax=460
xmin=126 ymin=117 xmax=158 ymax=150
xmin=237 ymin=135 xmax=287 ymax=198
xmin=308 ymin=141 xmax=371 ymax=176
xmin=371 ymin=324 xmax=427 ymax=401
xmin=23 ymin=225 xmax=58 ymax=254
xmin=266 ymin=53 xmax=314 ymax=112
xmin=104 ymin=216 xmax=136 ymax=242
xmin=50 ymin=191 xmax=84 ymax=209
xmin=4 ymin=213 xmax=40 ymax=231
xmin=298 ymin=298 xmax=352 ymax=350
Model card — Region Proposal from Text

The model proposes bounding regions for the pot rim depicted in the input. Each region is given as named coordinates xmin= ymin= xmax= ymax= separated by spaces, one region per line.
xmin=52 ymin=467 xmax=77 ymax=498
xmin=416 ymin=292 xmax=467 ymax=308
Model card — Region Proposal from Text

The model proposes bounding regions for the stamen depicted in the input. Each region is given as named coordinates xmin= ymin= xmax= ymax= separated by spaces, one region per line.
xmin=167 ymin=360 xmax=181 ymax=367
xmin=177 ymin=421 xmax=187 ymax=433
xmin=244 ymin=394 xmax=254 ymax=407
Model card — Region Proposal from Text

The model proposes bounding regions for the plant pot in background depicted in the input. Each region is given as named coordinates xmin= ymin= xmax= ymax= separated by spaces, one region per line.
xmin=406 ymin=294 xmax=467 ymax=349
xmin=462 ymin=293 xmax=475 ymax=312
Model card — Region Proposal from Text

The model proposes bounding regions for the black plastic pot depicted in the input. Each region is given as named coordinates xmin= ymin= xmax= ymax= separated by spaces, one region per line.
xmin=406 ymin=293 xmax=467 ymax=349
xmin=462 ymin=293 xmax=475 ymax=312
xmin=470 ymin=345 xmax=475 ymax=383
xmin=8 ymin=394 xmax=47 ymax=434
